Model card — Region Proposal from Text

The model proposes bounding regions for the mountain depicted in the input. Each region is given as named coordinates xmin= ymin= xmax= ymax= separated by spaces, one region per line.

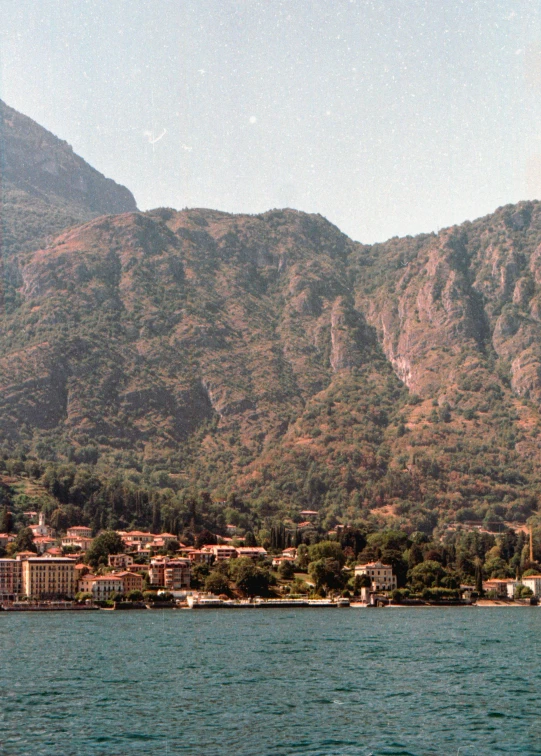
xmin=1 ymin=198 xmax=541 ymax=532
xmin=0 ymin=100 xmax=137 ymax=265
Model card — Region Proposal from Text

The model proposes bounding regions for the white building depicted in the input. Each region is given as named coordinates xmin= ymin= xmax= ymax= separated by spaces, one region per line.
xmin=235 ymin=547 xmax=267 ymax=560
xmin=30 ymin=512 xmax=54 ymax=538
xmin=521 ymin=575 xmax=541 ymax=598
xmin=354 ymin=561 xmax=397 ymax=592
xmin=91 ymin=575 xmax=125 ymax=601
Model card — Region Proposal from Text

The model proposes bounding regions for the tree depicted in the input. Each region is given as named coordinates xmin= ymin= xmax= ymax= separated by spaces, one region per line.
xmin=308 ymin=559 xmax=344 ymax=592
xmin=278 ymin=560 xmax=295 ymax=580
xmin=407 ymin=542 xmax=423 ymax=568
xmin=0 ymin=506 xmax=13 ymax=534
xmin=354 ymin=573 xmax=372 ymax=592
xmin=475 ymin=557 xmax=484 ymax=596
xmin=296 ymin=544 xmax=309 ymax=570
xmin=244 ymin=531 xmax=257 ymax=547
xmin=307 ymin=541 xmax=346 ymax=567
xmin=86 ymin=531 xmax=124 ymax=568
xmin=49 ymin=508 xmax=69 ymax=533
xmin=14 ymin=527 xmax=37 ymax=553
xmin=408 ymin=560 xmax=446 ymax=591
xmin=339 ymin=528 xmax=366 ymax=556
xmin=127 ymin=590 xmax=144 ymax=601
xmin=195 ymin=529 xmax=217 ymax=549
xmin=231 ymin=559 xmax=270 ymax=596
xmin=191 ymin=563 xmax=210 ymax=588
xmin=204 ymin=572 xmax=230 ymax=595
xmin=515 ymin=585 xmax=533 ymax=599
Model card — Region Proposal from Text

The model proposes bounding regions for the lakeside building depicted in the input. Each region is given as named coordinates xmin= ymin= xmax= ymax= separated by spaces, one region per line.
xmin=78 ymin=573 xmax=98 ymax=594
xmin=354 ymin=561 xmax=397 ymax=592
xmin=0 ymin=559 xmax=23 ymax=600
xmin=90 ymin=575 xmax=124 ymax=601
xmin=22 ymin=558 xmax=77 ymax=599
xmin=483 ymin=579 xmax=519 ymax=598
xmin=149 ymin=557 xmax=191 ymax=590
xmin=521 ymin=575 xmax=541 ymax=598
xmin=113 ymin=571 xmax=144 ymax=593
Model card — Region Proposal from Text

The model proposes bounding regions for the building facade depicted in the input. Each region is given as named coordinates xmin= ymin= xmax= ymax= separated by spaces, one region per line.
xmin=91 ymin=576 xmax=124 ymax=601
xmin=354 ymin=561 xmax=397 ymax=592
xmin=22 ymin=558 xmax=77 ymax=599
xmin=66 ymin=526 xmax=93 ymax=539
xmin=521 ymin=575 xmax=541 ymax=598
xmin=115 ymin=571 xmax=144 ymax=593
xmin=149 ymin=557 xmax=190 ymax=589
xmin=108 ymin=554 xmax=134 ymax=569
xmin=0 ymin=559 xmax=23 ymax=600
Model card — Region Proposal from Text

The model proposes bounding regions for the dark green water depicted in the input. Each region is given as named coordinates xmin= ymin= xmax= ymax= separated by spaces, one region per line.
xmin=1 ymin=607 xmax=540 ymax=756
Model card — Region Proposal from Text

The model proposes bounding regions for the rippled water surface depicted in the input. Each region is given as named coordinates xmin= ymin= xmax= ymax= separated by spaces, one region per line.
xmin=1 ymin=607 xmax=540 ymax=755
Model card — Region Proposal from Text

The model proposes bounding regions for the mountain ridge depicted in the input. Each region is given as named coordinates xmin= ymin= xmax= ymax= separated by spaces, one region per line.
xmin=1 ymin=101 xmax=541 ymax=533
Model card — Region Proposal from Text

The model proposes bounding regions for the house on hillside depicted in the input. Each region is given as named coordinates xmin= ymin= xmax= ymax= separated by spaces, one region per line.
xmin=108 ymin=554 xmax=134 ymax=569
xmin=66 ymin=526 xmax=92 ymax=539
xmin=30 ymin=512 xmax=54 ymax=538
xmin=235 ymin=547 xmax=267 ymax=560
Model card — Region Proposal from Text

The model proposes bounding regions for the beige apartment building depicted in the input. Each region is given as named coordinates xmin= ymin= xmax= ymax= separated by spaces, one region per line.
xmin=22 ymin=558 xmax=77 ymax=599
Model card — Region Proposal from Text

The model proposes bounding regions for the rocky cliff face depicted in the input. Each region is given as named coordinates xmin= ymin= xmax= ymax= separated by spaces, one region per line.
xmin=352 ymin=201 xmax=541 ymax=405
xmin=0 ymin=100 xmax=137 ymax=261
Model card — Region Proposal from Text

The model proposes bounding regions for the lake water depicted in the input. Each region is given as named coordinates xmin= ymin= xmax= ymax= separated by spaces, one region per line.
xmin=1 ymin=607 xmax=540 ymax=755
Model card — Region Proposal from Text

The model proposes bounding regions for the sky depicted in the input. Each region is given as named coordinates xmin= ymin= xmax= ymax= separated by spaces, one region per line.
xmin=1 ymin=0 xmax=541 ymax=243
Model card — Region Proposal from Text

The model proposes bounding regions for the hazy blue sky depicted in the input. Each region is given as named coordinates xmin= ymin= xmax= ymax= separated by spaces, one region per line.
xmin=1 ymin=0 xmax=541 ymax=242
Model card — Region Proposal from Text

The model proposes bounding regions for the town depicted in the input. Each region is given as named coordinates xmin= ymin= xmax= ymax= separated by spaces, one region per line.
xmin=1 ymin=508 xmax=540 ymax=610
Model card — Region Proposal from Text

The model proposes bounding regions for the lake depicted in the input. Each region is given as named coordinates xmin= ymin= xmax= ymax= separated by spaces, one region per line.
xmin=1 ymin=607 xmax=540 ymax=755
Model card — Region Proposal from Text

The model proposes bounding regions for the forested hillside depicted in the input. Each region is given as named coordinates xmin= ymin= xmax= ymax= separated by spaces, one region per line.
xmin=1 ymin=197 xmax=541 ymax=532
